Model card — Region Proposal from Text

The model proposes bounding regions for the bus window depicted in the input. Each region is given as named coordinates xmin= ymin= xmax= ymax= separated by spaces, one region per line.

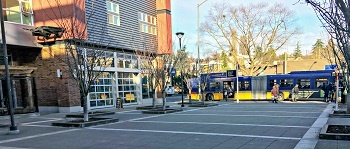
xmin=297 ymin=78 xmax=311 ymax=89
xmin=268 ymin=79 xmax=276 ymax=87
xmin=315 ymin=78 xmax=328 ymax=88
xmin=210 ymin=82 xmax=220 ymax=90
xmin=239 ymin=81 xmax=250 ymax=91
xmin=280 ymin=79 xmax=293 ymax=87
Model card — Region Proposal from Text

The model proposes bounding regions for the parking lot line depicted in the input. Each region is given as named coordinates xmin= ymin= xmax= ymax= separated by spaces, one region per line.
xmin=0 ymin=129 xmax=79 ymax=144
xmin=172 ymin=113 xmax=318 ymax=119
xmin=88 ymin=127 xmax=301 ymax=140
xmin=130 ymin=120 xmax=311 ymax=128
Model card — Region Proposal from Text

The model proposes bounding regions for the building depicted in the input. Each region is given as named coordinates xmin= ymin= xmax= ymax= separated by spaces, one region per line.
xmin=0 ymin=0 xmax=172 ymax=113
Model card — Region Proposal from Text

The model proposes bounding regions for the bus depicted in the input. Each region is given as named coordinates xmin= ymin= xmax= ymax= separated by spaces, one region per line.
xmin=189 ymin=70 xmax=335 ymax=101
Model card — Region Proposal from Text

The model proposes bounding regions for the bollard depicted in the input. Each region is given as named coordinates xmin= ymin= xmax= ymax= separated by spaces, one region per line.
xmin=116 ymin=97 xmax=121 ymax=109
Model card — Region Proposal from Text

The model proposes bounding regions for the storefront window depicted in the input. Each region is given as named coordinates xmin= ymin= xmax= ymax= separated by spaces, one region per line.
xmin=89 ymin=72 xmax=115 ymax=109
xmin=117 ymin=72 xmax=137 ymax=104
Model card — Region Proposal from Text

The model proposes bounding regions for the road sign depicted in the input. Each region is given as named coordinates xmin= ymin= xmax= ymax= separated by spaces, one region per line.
xmin=226 ymin=70 xmax=237 ymax=77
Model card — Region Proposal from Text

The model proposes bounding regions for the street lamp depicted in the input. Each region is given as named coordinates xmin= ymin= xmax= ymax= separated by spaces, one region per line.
xmin=176 ymin=32 xmax=185 ymax=107
xmin=198 ymin=0 xmax=208 ymax=104
xmin=0 ymin=1 xmax=19 ymax=134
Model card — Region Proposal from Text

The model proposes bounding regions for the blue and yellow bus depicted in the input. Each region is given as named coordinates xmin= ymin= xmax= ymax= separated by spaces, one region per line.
xmin=190 ymin=70 xmax=335 ymax=101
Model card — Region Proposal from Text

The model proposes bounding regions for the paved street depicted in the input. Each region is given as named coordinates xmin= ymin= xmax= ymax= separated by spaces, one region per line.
xmin=0 ymin=101 xmax=349 ymax=149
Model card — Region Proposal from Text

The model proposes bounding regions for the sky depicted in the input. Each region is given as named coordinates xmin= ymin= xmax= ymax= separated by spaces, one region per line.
xmin=171 ymin=0 xmax=328 ymax=57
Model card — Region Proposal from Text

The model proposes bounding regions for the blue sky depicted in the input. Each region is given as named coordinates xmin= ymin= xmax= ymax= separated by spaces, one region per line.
xmin=171 ymin=0 xmax=328 ymax=57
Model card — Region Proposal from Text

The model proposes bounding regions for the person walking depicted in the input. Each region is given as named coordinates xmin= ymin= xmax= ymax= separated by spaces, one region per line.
xmin=322 ymin=83 xmax=328 ymax=102
xmin=291 ymin=84 xmax=299 ymax=102
xmin=271 ymin=86 xmax=278 ymax=103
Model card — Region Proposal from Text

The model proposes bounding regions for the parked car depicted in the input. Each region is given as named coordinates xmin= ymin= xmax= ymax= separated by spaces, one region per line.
xmin=165 ymin=86 xmax=175 ymax=96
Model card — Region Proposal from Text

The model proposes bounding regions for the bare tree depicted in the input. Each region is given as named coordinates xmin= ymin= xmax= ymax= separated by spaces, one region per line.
xmin=135 ymin=49 xmax=178 ymax=110
xmin=33 ymin=0 xmax=113 ymax=121
xmin=202 ymin=2 xmax=300 ymax=76
xmin=305 ymin=0 xmax=350 ymax=112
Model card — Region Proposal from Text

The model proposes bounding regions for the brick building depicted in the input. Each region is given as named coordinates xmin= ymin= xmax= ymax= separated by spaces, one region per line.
xmin=0 ymin=0 xmax=172 ymax=113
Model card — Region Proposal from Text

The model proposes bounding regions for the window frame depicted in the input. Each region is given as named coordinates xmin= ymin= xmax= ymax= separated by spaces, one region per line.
xmin=106 ymin=1 xmax=120 ymax=26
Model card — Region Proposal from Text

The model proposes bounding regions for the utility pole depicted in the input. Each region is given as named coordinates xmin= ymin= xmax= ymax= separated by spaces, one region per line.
xmin=198 ymin=0 xmax=208 ymax=104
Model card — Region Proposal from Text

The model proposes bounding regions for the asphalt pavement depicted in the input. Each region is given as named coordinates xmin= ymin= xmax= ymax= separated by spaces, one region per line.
xmin=0 ymin=101 xmax=350 ymax=149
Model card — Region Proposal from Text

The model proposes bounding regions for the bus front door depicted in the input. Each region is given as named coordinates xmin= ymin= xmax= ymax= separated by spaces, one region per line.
xmin=223 ymin=81 xmax=235 ymax=100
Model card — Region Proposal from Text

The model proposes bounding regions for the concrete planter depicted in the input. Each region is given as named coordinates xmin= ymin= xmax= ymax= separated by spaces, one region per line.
xmin=52 ymin=118 xmax=119 ymax=128
xmin=319 ymin=124 xmax=350 ymax=140
xmin=141 ymin=108 xmax=183 ymax=114
xmin=188 ymin=102 xmax=219 ymax=107
xmin=65 ymin=111 xmax=115 ymax=118
xmin=329 ymin=110 xmax=350 ymax=118
xmin=136 ymin=105 xmax=169 ymax=110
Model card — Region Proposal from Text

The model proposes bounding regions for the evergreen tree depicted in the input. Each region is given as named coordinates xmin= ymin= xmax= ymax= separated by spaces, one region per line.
xmin=220 ymin=51 xmax=229 ymax=71
xmin=311 ymin=39 xmax=324 ymax=59
xmin=278 ymin=52 xmax=288 ymax=61
xmin=293 ymin=42 xmax=302 ymax=59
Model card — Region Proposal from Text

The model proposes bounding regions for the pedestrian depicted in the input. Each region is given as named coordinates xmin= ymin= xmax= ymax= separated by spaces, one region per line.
xmin=322 ymin=83 xmax=327 ymax=102
xmin=271 ymin=86 xmax=278 ymax=103
xmin=342 ymin=87 xmax=347 ymax=103
xmin=291 ymin=84 xmax=299 ymax=102
xmin=325 ymin=83 xmax=332 ymax=102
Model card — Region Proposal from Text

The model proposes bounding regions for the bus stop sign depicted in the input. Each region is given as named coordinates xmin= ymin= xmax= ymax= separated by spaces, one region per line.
xmin=226 ymin=70 xmax=237 ymax=77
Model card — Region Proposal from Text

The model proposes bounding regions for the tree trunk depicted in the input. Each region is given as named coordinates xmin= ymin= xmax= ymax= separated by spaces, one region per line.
xmin=189 ymin=88 xmax=192 ymax=104
xmin=83 ymin=96 xmax=89 ymax=122
xmin=201 ymin=88 xmax=205 ymax=105
xmin=152 ymin=89 xmax=156 ymax=109
xmin=162 ymin=91 xmax=166 ymax=111
xmin=347 ymin=90 xmax=350 ymax=114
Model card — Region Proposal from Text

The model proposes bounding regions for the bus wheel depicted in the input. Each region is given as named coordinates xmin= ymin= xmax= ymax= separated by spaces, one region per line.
xmin=206 ymin=94 xmax=214 ymax=101
xmin=278 ymin=93 xmax=284 ymax=101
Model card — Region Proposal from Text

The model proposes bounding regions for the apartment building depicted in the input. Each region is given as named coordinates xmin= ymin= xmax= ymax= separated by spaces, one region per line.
xmin=0 ymin=0 xmax=172 ymax=113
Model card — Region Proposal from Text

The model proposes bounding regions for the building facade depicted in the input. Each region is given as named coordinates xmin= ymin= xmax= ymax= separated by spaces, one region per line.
xmin=0 ymin=0 xmax=172 ymax=113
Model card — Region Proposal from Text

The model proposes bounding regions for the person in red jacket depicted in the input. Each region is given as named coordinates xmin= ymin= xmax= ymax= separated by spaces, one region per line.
xmin=271 ymin=86 xmax=278 ymax=103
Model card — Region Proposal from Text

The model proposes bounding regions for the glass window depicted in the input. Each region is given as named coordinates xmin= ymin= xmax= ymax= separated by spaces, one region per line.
xmin=138 ymin=12 xmax=157 ymax=35
xmin=106 ymin=2 xmax=111 ymax=11
xmin=209 ymin=82 xmax=220 ymax=90
xmin=280 ymin=79 xmax=293 ymax=87
xmin=125 ymin=60 xmax=131 ymax=68
xmin=106 ymin=1 xmax=120 ymax=26
xmin=118 ymin=60 xmax=124 ymax=68
xmin=239 ymin=81 xmax=250 ymax=91
xmin=2 ymin=0 xmax=33 ymax=25
xmin=269 ymin=79 xmax=276 ymax=87
xmin=113 ymin=15 xmax=119 ymax=25
xmin=297 ymin=78 xmax=311 ymax=89
xmin=316 ymin=78 xmax=328 ymax=88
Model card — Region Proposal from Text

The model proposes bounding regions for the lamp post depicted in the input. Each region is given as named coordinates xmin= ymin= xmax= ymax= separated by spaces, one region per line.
xmin=176 ymin=32 xmax=185 ymax=107
xmin=198 ymin=0 xmax=208 ymax=104
xmin=0 ymin=0 xmax=19 ymax=134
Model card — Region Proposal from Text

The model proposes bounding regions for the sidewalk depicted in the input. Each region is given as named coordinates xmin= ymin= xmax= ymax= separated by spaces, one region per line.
xmin=1 ymin=101 xmax=350 ymax=149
